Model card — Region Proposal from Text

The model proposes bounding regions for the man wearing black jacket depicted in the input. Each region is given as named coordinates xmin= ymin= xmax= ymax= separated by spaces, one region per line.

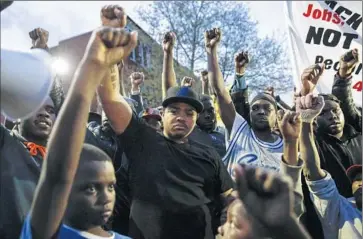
xmin=300 ymin=49 xmax=362 ymax=239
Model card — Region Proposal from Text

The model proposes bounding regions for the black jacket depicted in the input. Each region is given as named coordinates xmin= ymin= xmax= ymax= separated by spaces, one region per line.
xmin=301 ymin=74 xmax=362 ymax=239
xmin=317 ymin=74 xmax=362 ymax=197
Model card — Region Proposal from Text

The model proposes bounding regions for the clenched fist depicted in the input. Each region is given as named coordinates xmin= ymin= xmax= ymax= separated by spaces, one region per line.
xmin=295 ymin=94 xmax=325 ymax=123
xmin=162 ymin=31 xmax=176 ymax=53
xmin=205 ymin=28 xmax=221 ymax=53
xmin=277 ymin=110 xmax=301 ymax=142
xmin=234 ymin=165 xmax=295 ymax=230
xmin=29 ymin=28 xmax=49 ymax=49
xmin=84 ymin=27 xmax=137 ymax=67
xmin=181 ymin=76 xmax=195 ymax=88
xmin=130 ymin=72 xmax=144 ymax=90
xmin=101 ymin=5 xmax=127 ymax=28
xmin=204 ymin=28 xmax=222 ymax=53
xmin=339 ymin=49 xmax=359 ymax=78
xmin=301 ymin=63 xmax=325 ymax=96
xmin=200 ymin=70 xmax=208 ymax=83
xmin=100 ymin=26 xmax=131 ymax=48
xmin=264 ymin=86 xmax=275 ymax=98
xmin=235 ymin=51 xmax=249 ymax=75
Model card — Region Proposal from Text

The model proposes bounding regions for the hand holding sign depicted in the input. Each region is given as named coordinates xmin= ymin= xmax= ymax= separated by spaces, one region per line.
xmin=300 ymin=63 xmax=325 ymax=96
xmin=339 ymin=49 xmax=360 ymax=78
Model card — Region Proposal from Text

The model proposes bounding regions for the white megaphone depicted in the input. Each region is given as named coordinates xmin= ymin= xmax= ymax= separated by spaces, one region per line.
xmin=1 ymin=48 xmax=55 ymax=121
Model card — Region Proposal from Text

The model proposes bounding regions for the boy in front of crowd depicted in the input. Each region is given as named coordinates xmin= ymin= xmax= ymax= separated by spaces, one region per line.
xmin=20 ymin=24 xmax=137 ymax=238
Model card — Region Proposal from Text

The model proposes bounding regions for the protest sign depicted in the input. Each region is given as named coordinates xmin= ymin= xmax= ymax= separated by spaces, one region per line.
xmin=285 ymin=1 xmax=362 ymax=106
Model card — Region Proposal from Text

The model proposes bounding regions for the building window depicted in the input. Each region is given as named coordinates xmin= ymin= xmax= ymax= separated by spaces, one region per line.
xmin=129 ymin=48 xmax=136 ymax=61
xmin=143 ymin=44 xmax=151 ymax=68
xmin=124 ymin=25 xmax=132 ymax=32
xmin=137 ymin=43 xmax=144 ymax=66
xmin=128 ymin=41 xmax=151 ymax=68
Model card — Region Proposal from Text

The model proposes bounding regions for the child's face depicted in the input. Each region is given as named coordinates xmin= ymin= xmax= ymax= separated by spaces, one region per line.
xmin=65 ymin=160 xmax=116 ymax=229
xmin=218 ymin=199 xmax=253 ymax=239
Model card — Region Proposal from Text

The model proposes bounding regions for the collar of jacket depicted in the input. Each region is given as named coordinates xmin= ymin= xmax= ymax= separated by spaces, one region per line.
xmin=316 ymin=123 xmax=359 ymax=143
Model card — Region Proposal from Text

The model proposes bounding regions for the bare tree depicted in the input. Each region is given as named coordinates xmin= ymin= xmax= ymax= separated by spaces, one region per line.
xmin=135 ymin=1 xmax=293 ymax=93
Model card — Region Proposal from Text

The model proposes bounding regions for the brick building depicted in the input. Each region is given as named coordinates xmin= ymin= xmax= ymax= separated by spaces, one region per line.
xmin=49 ymin=16 xmax=198 ymax=108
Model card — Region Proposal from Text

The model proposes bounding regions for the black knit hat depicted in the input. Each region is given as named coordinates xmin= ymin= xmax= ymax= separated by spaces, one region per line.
xmin=162 ymin=86 xmax=203 ymax=113
xmin=250 ymin=92 xmax=277 ymax=110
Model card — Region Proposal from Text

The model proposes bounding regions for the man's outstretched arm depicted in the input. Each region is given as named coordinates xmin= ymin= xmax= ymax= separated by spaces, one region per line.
xmin=205 ymin=28 xmax=236 ymax=134
xmin=98 ymin=63 xmax=134 ymax=135
xmin=162 ymin=32 xmax=177 ymax=99
xmin=28 ymin=27 xmax=137 ymax=239
xmin=332 ymin=49 xmax=361 ymax=132
xmin=296 ymin=94 xmax=327 ymax=181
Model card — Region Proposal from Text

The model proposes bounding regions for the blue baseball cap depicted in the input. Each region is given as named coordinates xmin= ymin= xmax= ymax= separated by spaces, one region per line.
xmin=162 ymin=86 xmax=203 ymax=113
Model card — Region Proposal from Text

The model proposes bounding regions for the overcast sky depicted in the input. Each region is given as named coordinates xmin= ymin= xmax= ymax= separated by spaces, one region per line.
xmin=1 ymin=1 xmax=287 ymax=51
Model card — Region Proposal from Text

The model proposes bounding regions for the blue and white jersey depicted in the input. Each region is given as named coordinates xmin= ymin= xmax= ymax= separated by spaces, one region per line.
xmin=222 ymin=113 xmax=283 ymax=176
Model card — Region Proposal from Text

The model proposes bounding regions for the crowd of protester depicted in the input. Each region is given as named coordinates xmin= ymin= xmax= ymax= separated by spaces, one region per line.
xmin=0 ymin=2 xmax=361 ymax=239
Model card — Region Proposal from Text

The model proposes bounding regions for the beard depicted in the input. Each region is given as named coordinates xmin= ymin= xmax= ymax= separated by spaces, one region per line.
xmin=197 ymin=120 xmax=216 ymax=132
xmin=353 ymin=188 xmax=362 ymax=211
xmin=251 ymin=121 xmax=271 ymax=132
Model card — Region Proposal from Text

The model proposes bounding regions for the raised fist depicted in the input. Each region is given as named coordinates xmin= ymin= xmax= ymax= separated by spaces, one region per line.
xmin=339 ymin=49 xmax=359 ymax=78
xmin=130 ymin=72 xmax=144 ymax=87
xmin=29 ymin=28 xmax=49 ymax=49
xmin=295 ymin=93 xmax=325 ymax=123
xmin=84 ymin=27 xmax=137 ymax=67
xmin=101 ymin=26 xmax=131 ymax=49
xmin=264 ymin=86 xmax=275 ymax=98
xmin=200 ymin=70 xmax=208 ymax=83
xmin=277 ymin=110 xmax=301 ymax=142
xmin=234 ymin=165 xmax=294 ymax=230
xmin=234 ymin=51 xmax=249 ymax=75
xmin=181 ymin=76 xmax=195 ymax=88
xmin=162 ymin=31 xmax=176 ymax=53
xmin=301 ymin=63 xmax=325 ymax=96
xmin=101 ymin=5 xmax=127 ymax=28
xmin=205 ymin=28 xmax=221 ymax=52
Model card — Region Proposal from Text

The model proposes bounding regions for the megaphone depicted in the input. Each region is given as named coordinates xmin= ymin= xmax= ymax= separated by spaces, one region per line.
xmin=1 ymin=48 xmax=55 ymax=121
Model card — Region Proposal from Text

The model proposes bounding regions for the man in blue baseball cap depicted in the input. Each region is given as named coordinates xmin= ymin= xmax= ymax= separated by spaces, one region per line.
xmin=159 ymin=86 xmax=204 ymax=142
xmin=99 ymin=62 xmax=234 ymax=238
